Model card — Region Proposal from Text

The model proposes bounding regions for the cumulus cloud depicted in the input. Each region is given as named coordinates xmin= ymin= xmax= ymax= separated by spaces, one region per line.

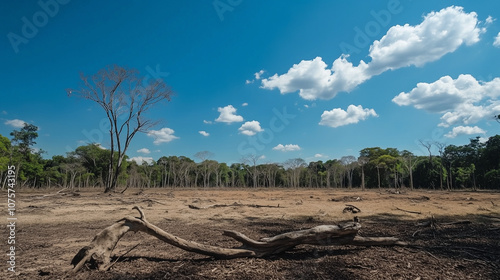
xmin=254 ymin=70 xmax=265 ymax=80
xmin=137 ymin=148 xmax=151 ymax=154
xmin=494 ymin=32 xmax=500 ymax=47
xmin=128 ymin=156 xmax=154 ymax=165
xmin=215 ymin=105 xmax=244 ymax=123
xmin=314 ymin=153 xmax=327 ymax=158
xmin=4 ymin=119 xmax=26 ymax=128
xmin=273 ymin=144 xmax=301 ymax=152
xmin=261 ymin=6 xmax=483 ymax=100
xmin=203 ymin=120 xmax=213 ymax=124
xmin=147 ymin=127 xmax=179 ymax=144
xmin=246 ymin=70 xmax=266 ymax=84
xmin=238 ymin=121 xmax=263 ymax=136
xmin=319 ymin=105 xmax=378 ymax=128
xmin=445 ymin=125 xmax=486 ymax=138
xmin=199 ymin=131 xmax=210 ymax=137
xmin=92 ymin=143 xmax=107 ymax=150
xmin=242 ymin=102 xmax=248 ymax=107
xmin=392 ymin=74 xmax=500 ymax=127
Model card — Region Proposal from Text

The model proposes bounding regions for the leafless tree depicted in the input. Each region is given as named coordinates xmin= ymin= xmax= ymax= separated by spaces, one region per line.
xmin=399 ymin=150 xmax=417 ymax=190
xmin=341 ymin=156 xmax=357 ymax=189
xmin=419 ymin=140 xmax=433 ymax=164
xmin=195 ymin=151 xmax=215 ymax=187
xmin=283 ymin=158 xmax=306 ymax=188
xmin=358 ymin=156 xmax=369 ymax=190
xmin=68 ymin=65 xmax=173 ymax=192
xmin=434 ymin=142 xmax=447 ymax=190
xmin=261 ymin=163 xmax=280 ymax=188
xmin=62 ymin=161 xmax=85 ymax=190
xmin=242 ymin=154 xmax=262 ymax=188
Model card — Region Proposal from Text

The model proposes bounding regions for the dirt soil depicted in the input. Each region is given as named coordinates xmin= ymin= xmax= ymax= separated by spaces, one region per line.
xmin=3 ymin=188 xmax=500 ymax=280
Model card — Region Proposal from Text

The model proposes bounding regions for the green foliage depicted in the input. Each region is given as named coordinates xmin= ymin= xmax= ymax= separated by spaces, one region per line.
xmin=10 ymin=123 xmax=38 ymax=159
xmin=413 ymin=156 xmax=445 ymax=189
xmin=0 ymin=134 xmax=11 ymax=172
xmin=2 ymin=131 xmax=500 ymax=190
xmin=484 ymin=169 xmax=500 ymax=187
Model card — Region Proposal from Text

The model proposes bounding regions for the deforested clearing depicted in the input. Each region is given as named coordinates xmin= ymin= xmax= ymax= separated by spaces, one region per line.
xmin=8 ymin=188 xmax=500 ymax=280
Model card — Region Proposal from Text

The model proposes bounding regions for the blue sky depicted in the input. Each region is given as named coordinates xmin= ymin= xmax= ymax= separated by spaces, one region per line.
xmin=1 ymin=0 xmax=500 ymax=165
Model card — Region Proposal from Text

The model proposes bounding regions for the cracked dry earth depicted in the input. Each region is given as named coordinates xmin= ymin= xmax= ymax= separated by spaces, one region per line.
xmin=3 ymin=188 xmax=500 ymax=280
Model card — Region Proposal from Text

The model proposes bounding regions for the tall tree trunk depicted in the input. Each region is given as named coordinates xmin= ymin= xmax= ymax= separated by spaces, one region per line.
xmin=361 ymin=167 xmax=365 ymax=191
xmin=377 ymin=167 xmax=381 ymax=189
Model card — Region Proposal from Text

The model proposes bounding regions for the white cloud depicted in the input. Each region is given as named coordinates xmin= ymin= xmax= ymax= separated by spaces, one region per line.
xmin=199 ymin=131 xmax=210 ymax=137
xmin=77 ymin=141 xmax=107 ymax=149
xmin=392 ymin=74 xmax=500 ymax=127
xmin=392 ymin=75 xmax=483 ymax=113
xmin=478 ymin=137 xmax=488 ymax=143
xmin=147 ymin=127 xmax=179 ymax=145
xmin=494 ymin=32 xmax=500 ymax=47
xmin=254 ymin=70 xmax=265 ymax=80
xmin=215 ymin=105 xmax=244 ymax=123
xmin=262 ymin=56 xmax=369 ymax=100
xmin=445 ymin=126 xmax=486 ymax=138
xmin=319 ymin=105 xmax=378 ymax=128
xmin=486 ymin=16 xmax=495 ymax=24
xmin=128 ymin=156 xmax=154 ymax=165
xmin=95 ymin=143 xmax=107 ymax=150
xmin=4 ymin=119 xmax=26 ymax=128
xmin=261 ymin=6 xmax=482 ymax=100
xmin=238 ymin=121 xmax=263 ymax=136
xmin=273 ymin=144 xmax=301 ymax=152
xmin=246 ymin=70 xmax=265 ymax=84
xmin=242 ymin=102 xmax=248 ymax=107
xmin=368 ymin=6 xmax=481 ymax=71
xmin=203 ymin=120 xmax=213 ymax=124
xmin=137 ymin=148 xmax=151 ymax=154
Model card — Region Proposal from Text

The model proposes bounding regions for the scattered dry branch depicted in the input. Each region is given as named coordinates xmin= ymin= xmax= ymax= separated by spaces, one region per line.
xmin=34 ymin=188 xmax=71 ymax=199
xmin=396 ymin=207 xmax=421 ymax=214
xmin=188 ymin=202 xmax=281 ymax=210
xmin=440 ymin=220 xmax=471 ymax=226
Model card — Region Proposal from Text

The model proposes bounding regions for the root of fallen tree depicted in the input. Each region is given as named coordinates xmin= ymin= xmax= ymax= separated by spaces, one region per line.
xmin=70 ymin=206 xmax=407 ymax=273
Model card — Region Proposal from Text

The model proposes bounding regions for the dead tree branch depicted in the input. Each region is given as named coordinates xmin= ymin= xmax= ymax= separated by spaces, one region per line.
xmin=71 ymin=206 xmax=406 ymax=273
xmin=395 ymin=207 xmax=421 ymax=214
xmin=188 ymin=202 xmax=281 ymax=210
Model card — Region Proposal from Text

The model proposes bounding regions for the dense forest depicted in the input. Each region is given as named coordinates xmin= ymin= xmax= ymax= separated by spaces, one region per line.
xmin=1 ymin=123 xmax=499 ymax=190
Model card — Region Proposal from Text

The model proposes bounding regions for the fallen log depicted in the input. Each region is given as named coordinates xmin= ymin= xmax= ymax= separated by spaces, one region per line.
xmin=188 ymin=202 xmax=281 ymax=210
xmin=395 ymin=207 xmax=421 ymax=214
xmin=70 ymin=206 xmax=406 ymax=273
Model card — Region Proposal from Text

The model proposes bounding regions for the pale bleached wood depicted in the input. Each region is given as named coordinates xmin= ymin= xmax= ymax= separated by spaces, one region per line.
xmin=71 ymin=206 xmax=406 ymax=273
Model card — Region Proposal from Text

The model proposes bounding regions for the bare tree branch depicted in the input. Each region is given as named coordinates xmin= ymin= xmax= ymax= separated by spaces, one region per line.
xmin=68 ymin=65 xmax=173 ymax=192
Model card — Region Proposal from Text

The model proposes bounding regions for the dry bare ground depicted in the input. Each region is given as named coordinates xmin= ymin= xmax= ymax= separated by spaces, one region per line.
xmin=3 ymin=188 xmax=500 ymax=279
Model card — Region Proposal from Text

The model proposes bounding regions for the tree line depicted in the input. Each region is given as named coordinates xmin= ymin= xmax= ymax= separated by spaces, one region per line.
xmin=1 ymin=123 xmax=499 ymax=190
